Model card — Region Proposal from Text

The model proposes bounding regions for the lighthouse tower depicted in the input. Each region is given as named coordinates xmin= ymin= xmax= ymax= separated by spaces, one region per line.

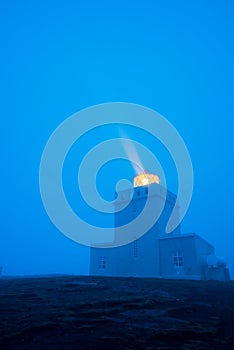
xmin=90 ymin=171 xmax=181 ymax=277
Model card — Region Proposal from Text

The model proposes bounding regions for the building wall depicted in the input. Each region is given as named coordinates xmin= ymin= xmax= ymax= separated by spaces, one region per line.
xmin=194 ymin=235 xmax=215 ymax=279
xmin=205 ymin=267 xmax=230 ymax=282
xmin=114 ymin=184 xmax=180 ymax=237
xmin=89 ymin=231 xmax=161 ymax=277
xmin=159 ymin=235 xmax=197 ymax=279
xmin=90 ymin=184 xmax=180 ymax=277
xmin=158 ymin=234 xmax=215 ymax=279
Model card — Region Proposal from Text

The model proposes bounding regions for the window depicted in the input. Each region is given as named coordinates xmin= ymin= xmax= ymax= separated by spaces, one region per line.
xmin=137 ymin=190 xmax=140 ymax=196
xmin=173 ymin=251 xmax=183 ymax=267
xmin=145 ymin=188 xmax=148 ymax=195
xmin=133 ymin=240 xmax=138 ymax=258
xmin=98 ymin=256 xmax=106 ymax=269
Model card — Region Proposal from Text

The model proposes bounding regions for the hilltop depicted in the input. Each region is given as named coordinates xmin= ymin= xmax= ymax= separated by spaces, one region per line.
xmin=0 ymin=275 xmax=234 ymax=349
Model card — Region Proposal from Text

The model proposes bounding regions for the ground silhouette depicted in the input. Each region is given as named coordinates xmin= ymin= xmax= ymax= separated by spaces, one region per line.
xmin=0 ymin=275 xmax=233 ymax=349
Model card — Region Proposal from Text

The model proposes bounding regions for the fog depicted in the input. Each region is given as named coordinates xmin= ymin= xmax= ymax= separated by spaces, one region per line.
xmin=1 ymin=1 xmax=234 ymax=279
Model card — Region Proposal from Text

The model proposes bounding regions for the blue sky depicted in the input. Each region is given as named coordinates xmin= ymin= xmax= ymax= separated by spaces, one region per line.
xmin=1 ymin=1 xmax=234 ymax=277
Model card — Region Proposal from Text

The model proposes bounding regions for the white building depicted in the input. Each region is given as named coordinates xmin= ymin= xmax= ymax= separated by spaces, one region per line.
xmin=90 ymin=172 xmax=230 ymax=281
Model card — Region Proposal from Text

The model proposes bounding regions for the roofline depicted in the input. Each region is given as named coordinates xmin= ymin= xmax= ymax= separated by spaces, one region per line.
xmin=159 ymin=233 xmax=214 ymax=249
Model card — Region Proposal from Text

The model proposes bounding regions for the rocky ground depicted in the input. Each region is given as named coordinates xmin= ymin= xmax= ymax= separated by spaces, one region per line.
xmin=0 ymin=275 xmax=234 ymax=349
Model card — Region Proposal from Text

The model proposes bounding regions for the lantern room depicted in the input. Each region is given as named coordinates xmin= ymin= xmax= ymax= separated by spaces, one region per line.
xmin=133 ymin=171 xmax=160 ymax=188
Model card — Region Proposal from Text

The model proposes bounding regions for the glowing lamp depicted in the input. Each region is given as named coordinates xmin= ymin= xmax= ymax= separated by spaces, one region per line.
xmin=133 ymin=171 xmax=160 ymax=188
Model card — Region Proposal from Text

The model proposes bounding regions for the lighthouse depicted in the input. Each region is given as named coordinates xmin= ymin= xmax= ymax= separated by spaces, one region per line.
xmin=89 ymin=171 xmax=230 ymax=281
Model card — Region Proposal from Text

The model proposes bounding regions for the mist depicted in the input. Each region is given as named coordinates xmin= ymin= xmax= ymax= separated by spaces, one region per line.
xmin=1 ymin=1 xmax=234 ymax=279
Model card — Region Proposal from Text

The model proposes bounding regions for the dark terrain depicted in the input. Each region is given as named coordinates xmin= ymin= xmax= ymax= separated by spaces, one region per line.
xmin=0 ymin=275 xmax=233 ymax=349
